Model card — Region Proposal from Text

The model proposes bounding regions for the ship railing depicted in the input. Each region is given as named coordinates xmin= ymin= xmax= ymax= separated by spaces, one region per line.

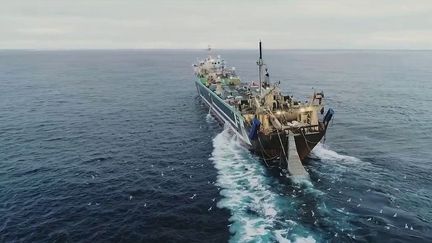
xmin=296 ymin=124 xmax=321 ymax=134
xmin=267 ymin=124 xmax=321 ymax=135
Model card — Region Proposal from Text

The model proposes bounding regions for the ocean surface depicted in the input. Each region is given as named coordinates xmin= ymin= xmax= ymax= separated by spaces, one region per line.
xmin=0 ymin=49 xmax=431 ymax=243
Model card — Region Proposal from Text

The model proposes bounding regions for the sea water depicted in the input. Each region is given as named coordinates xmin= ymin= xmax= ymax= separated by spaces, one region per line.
xmin=0 ymin=50 xmax=431 ymax=242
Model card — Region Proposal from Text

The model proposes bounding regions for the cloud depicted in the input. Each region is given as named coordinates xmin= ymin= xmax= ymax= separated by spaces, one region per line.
xmin=16 ymin=27 xmax=68 ymax=35
xmin=357 ymin=30 xmax=432 ymax=49
xmin=0 ymin=0 xmax=431 ymax=49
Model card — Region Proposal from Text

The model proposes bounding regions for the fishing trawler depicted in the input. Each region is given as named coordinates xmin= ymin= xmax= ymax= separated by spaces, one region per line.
xmin=193 ymin=42 xmax=334 ymax=176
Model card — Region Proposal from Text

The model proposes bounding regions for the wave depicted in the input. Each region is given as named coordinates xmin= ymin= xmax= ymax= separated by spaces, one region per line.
xmin=206 ymin=112 xmax=214 ymax=123
xmin=210 ymin=128 xmax=317 ymax=243
xmin=206 ymin=111 xmax=215 ymax=123
xmin=311 ymin=143 xmax=361 ymax=164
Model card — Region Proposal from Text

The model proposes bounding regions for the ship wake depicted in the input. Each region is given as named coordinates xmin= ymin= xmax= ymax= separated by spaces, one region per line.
xmin=310 ymin=143 xmax=371 ymax=176
xmin=311 ymin=143 xmax=361 ymax=164
xmin=210 ymin=128 xmax=317 ymax=243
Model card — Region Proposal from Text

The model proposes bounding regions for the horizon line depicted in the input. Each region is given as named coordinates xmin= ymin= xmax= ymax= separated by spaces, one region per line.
xmin=1 ymin=48 xmax=432 ymax=51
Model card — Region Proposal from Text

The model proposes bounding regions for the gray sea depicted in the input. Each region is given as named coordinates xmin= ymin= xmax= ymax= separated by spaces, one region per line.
xmin=0 ymin=49 xmax=431 ymax=242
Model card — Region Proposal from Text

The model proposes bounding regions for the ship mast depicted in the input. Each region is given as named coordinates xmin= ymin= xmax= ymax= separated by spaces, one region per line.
xmin=257 ymin=41 xmax=264 ymax=95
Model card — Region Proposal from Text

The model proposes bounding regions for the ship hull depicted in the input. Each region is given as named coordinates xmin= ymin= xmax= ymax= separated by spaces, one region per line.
xmin=294 ymin=131 xmax=325 ymax=161
xmin=195 ymin=80 xmax=252 ymax=145
xmin=195 ymin=79 xmax=327 ymax=164
xmin=250 ymin=130 xmax=325 ymax=164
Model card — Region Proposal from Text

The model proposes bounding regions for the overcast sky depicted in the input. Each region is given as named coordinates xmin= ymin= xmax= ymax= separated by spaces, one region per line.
xmin=1 ymin=0 xmax=432 ymax=49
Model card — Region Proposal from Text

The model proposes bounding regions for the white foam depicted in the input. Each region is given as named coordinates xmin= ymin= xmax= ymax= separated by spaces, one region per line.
xmin=206 ymin=111 xmax=215 ymax=123
xmin=275 ymin=231 xmax=317 ymax=243
xmin=311 ymin=143 xmax=361 ymax=164
xmin=290 ymin=173 xmax=325 ymax=197
xmin=291 ymin=176 xmax=313 ymax=187
xmin=211 ymin=128 xmax=317 ymax=242
xmin=275 ymin=230 xmax=292 ymax=243
xmin=294 ymin=236 xmax=316 ymax=243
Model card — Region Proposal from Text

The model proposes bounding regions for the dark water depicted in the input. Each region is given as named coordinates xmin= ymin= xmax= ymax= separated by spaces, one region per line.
xmin=0 ymin=50 xmax=431 ymax=242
